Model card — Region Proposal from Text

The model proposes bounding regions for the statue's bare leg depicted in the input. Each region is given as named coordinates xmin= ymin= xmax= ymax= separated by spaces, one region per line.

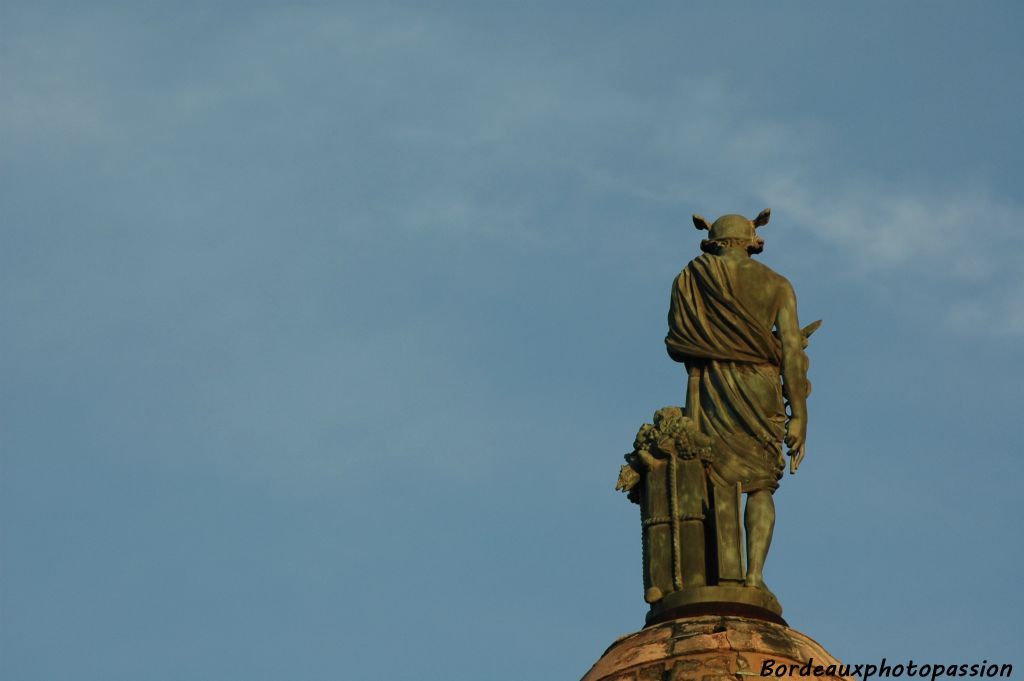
xmin=744 ymin=490 xmax=774 ymax=590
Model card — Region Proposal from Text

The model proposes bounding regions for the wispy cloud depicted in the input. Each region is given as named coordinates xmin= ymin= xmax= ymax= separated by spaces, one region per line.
xmin=756 ymin=175 xmax=1024 ymax=334
xmin=4 ymin=4 xmax=1022 ymax=489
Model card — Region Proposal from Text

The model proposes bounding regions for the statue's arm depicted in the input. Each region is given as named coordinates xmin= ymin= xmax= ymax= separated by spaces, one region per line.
xmin=776 ymin=280 xmax=809 ymax=470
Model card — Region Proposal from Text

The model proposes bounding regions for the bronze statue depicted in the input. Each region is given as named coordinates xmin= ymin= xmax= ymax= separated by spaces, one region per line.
xmin=617 ymin=208 xmax=819 ymax=625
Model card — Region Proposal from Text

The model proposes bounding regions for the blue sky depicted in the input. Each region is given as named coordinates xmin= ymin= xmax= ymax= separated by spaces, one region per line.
xmin=2 ymin=3 xmax=1022 ymax=679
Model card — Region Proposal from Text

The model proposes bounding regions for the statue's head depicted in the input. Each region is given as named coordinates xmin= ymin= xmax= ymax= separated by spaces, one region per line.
xmin=692 ymin=208 xmax=770 ymax=255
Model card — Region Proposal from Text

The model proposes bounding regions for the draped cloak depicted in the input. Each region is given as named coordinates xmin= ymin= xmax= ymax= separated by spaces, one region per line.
xmin=665 ymin=253 xmax=787 ymax=493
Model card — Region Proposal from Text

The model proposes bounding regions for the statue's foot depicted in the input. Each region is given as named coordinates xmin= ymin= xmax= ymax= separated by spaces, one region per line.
xmin=745 ymin=574 xmax=779 ymax=601
xmin=644 ymin=586 xmax=663 ymax=603
xmin=744 ymin=573 xmax=767 ymax=590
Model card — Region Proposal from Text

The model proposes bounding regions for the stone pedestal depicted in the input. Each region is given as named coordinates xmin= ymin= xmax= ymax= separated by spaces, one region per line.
xmin=581 ymin=616 xmax=853 ymax=681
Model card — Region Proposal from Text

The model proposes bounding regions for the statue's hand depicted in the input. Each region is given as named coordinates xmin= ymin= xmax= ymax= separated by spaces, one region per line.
xmin=785 ymin=416 xmax=806 ymax=474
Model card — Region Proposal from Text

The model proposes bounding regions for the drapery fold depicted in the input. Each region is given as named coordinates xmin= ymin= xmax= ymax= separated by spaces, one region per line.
xmin=666 ymin=254 xmax=786 ymax=492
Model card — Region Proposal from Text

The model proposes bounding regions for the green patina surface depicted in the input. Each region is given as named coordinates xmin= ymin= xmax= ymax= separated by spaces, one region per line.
xmin=617 ymin=208 xmax=820 ymax=623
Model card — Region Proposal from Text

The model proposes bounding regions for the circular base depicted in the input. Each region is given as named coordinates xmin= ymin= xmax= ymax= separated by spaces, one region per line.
xmin=581 ymin=615 xmax=853 ymax=681
xmin=646 ymin=585 xmax=785 ymax=626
